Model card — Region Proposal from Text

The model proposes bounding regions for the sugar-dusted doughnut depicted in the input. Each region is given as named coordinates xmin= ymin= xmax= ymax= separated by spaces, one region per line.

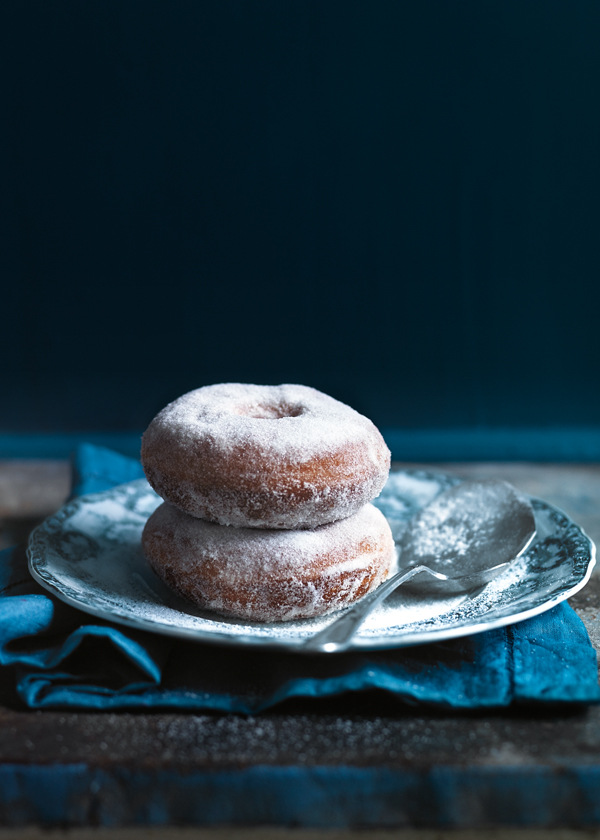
xmin=141 ymin=383 xmax=391 ymax=529
xmin=142 ymin=501 xmax=395 ymax=622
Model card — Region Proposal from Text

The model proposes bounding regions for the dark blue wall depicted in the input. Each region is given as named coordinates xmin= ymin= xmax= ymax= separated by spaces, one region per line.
xmin=2 ymin=1 xmax=599 ymax=432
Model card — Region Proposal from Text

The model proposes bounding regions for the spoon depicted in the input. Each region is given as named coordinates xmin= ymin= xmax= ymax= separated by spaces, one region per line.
xmin=302 ymin=479 xmax=537 ymax=653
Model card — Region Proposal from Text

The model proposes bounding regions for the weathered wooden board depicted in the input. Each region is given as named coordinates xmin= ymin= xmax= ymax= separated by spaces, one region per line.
xmin=0 ymin=461 xmax=599 ymax=829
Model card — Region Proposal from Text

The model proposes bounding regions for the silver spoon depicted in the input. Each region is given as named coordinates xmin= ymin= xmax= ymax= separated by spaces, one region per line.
xmin=303 ymin=479 xmax=537 ymax=653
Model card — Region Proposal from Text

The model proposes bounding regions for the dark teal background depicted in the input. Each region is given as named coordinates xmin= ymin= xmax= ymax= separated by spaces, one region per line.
xmin=2 ymin=1 xmax=599 ymax=437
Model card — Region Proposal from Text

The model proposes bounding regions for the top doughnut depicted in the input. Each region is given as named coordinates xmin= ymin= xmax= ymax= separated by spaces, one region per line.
xmin=141 ymin=383 xmax=391 ymax=529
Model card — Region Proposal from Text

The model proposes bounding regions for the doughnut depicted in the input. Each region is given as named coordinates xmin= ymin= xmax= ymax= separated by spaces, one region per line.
xmin=142 ymin=501 xmax=396 ymax=622
xmin=141 ymin=383 xmax=391 ymax=529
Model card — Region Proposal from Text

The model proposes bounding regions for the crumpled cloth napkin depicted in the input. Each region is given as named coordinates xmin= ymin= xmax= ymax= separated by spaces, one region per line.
xmin=0 ymin=443 xmax=597 ymax=711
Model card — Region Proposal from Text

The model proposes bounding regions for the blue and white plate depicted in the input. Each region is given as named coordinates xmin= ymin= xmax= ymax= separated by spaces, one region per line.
xmin=27 ymin=469 xmax=595 ymax=653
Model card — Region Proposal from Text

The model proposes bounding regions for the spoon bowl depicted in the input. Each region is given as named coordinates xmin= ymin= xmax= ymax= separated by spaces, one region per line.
xmin=303 ymin=479 xmax=537 ymax=653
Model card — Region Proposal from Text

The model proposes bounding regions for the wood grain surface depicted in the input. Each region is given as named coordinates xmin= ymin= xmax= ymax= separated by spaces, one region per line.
xmin=0 ymin=460 xmax=599 ymax=832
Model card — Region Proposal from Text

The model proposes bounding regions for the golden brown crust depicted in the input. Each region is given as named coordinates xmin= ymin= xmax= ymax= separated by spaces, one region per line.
xmin=141 ymin=383 xmax=391 ymax=529
xmin=142 ymin=501 xmax=395 ymax=622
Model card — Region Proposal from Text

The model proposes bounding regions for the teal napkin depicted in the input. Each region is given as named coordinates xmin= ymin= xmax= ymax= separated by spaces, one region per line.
xmin=0 ymin=444 xmax=597 ymax=711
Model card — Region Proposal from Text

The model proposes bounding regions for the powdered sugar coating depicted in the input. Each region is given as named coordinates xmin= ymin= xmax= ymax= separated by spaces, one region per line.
xmin=142 ymin=501 xmax=395 ymax=622
xmin=141 ymin=383 xmax=391 ymax=529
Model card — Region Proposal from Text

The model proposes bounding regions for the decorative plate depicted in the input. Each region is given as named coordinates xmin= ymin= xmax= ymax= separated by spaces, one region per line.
xmin=27 ymin=470 xmax=595 ymax=652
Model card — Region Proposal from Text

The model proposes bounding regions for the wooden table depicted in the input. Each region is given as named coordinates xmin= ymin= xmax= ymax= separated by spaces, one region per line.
xmin=1 ymin=460 xmax=600 ymax=836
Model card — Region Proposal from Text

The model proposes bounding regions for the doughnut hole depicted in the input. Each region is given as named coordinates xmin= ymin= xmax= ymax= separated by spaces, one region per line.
xmin=231 ymin=401 xmax=304 ymax=419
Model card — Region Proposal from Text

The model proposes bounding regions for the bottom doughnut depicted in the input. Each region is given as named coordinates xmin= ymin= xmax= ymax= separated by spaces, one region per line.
xmin=142 ymin=502 xmax=396 ymax=622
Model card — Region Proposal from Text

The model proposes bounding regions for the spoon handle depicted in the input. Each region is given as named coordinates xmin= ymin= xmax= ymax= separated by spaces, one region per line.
xmin=302 ymin=565 xmax=432 ymax=653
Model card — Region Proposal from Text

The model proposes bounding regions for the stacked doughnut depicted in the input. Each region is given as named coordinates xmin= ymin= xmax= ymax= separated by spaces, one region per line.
xmin=141 ymin=384 xmax=395 ymax=622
